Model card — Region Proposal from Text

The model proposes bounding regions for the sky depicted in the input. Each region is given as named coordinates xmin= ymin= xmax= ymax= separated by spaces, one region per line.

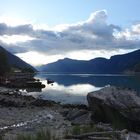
xmin=0 ymin=0 xmax=140 ymax=66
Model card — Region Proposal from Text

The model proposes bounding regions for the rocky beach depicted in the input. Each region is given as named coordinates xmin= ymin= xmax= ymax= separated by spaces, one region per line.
xmin=0 ymin=86 xmax=140 ymax=140
xmin=0 ymin=86 xmax=71 ymax=139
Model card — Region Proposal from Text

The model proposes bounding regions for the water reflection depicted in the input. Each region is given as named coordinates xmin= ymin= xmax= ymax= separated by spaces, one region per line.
xmin=27 ymin=73 xmax=140 ymax=104
xmin=37 ymin=74 xmax=140 ymax=91
xmin=28 ymin=80 xmax=101 ymax=104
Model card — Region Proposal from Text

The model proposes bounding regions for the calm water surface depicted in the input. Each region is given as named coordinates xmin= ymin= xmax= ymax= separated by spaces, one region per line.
xmin=27 ymin=73 xmax=140 ymax=104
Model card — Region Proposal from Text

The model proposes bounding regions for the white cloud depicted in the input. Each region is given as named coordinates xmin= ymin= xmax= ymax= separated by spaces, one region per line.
xmin=0 ymin=35 xmax=34 ymax=44
xmin=115 ymin=23 xmax=140 ymax=40
xmin=66 ymin=49 xmax=134 ymax=60
xmin=16 ymin=51 xmax=64 ymax=66
xmin=132 ymin=24 xmax=140 ymax=34
xmin=0 ymin=10 xmax=140 ymax=66
xmin=0 ymin=16 xmax=32 ymax=26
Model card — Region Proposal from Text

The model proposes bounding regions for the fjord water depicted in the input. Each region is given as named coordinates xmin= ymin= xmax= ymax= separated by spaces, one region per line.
xmin=28 ymin=73 xmax=140 ymax=104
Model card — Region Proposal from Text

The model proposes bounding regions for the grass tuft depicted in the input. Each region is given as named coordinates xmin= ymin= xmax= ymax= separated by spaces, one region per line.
xmin=15 ymin=128 xmax=60 ymax=140
xmin=71 ymin=124 xmax=104 ymax=135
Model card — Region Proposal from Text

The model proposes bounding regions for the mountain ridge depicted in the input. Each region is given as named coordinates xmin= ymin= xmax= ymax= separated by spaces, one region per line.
xmin=39 ymin=49 xmax=140 ymax=74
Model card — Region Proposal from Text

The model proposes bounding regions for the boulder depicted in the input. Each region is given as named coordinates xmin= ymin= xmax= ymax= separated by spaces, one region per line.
xmin=66 ymin=109 xmax=88 ymax=121
xmin=62 ymin=108 xmax=92 ymax=125
xmin=87 ymin=86 xmax=140 ymax=132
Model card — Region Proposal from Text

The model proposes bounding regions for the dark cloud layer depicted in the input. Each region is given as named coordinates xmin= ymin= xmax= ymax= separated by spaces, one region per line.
xmin=0 ymin=10 xmax=140 ymax=55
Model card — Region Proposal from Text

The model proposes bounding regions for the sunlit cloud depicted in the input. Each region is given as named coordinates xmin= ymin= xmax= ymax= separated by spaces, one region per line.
xmin=0 ymin=16 xmax=32 ymax=26
xmin=0 ymin=10 xmax=140 ymax=66
xmin=0 ymin=35 xmax=35 ymax=44
xmin=66 ymin=49 xmax=134 ymax=60
xmin=16 ymin=51 xmax=64 ymax=66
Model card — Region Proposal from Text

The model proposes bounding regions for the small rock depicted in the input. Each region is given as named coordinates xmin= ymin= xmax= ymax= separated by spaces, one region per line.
xmin=46 ymin=114 xmax=54 ymax=120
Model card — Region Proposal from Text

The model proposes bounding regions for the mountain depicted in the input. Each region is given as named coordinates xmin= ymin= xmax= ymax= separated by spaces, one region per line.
xmin=128 ymin=63 xmax=140 ymax=72
xmin=0 ymin=46 xmax=36 ymax=74
xmin=39 ymin=49 xmax=140 ymax=74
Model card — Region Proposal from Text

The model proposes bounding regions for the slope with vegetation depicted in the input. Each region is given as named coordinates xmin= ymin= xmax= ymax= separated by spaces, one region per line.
xmin=0 ymin=46 xmax=36 ymax=75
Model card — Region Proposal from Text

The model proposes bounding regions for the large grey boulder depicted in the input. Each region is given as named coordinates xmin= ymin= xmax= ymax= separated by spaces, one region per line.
xmin=87 ymin=86 xmax=140 ymax=132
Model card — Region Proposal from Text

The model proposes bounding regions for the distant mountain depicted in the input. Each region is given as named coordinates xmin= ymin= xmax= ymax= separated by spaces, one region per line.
xmin=0 ymin=46 xmax=36 ymax=74
xmin=39 ymin=49 xmax=140 ymax=74
xmin=128 ymin=63 xmax=140 ymax=73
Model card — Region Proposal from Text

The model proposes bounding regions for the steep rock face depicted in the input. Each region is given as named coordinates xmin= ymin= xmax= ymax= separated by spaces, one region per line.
xmin=87 ymin=86 xmax=140 ymax=132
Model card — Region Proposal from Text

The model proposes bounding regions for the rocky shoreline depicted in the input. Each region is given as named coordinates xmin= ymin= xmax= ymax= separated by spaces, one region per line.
xmin=0 ymin=86 xmax=140 ymax=140
xmin=0 ymin=87 xmax=69 ymax=139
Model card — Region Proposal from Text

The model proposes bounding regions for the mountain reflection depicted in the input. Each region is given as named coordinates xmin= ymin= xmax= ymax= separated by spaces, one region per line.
xmin=37 ymin=74 xmax=140 ymax=92
xmin=28 ymin=73 xmax=140 ymax=104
